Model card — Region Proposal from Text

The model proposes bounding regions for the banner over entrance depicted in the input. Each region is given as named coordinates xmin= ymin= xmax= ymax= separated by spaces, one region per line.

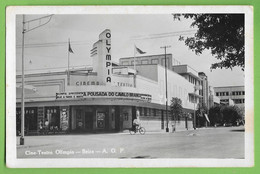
xmin=56 ymin=91 xmax=152 ymax=102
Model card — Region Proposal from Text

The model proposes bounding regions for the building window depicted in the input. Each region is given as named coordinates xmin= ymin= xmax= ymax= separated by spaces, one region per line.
xmin=140 ymin=107 xmax=144 ymax=116
xmin=226 ymin=92 xmax=229 ymax=96
xmin=189 ymin=95 xmax=196 ymax=103
xmin=148 ymin=108 xmax=151 ymax=116
xmin=161 ymin=58 xmax=169 ymax=67
xmin=141 ymin=60 xmax=149 ymax=65
xmin=45 ymin=106 xmax=60 ymax=128
xmin=151 ymin=59 xmax=159 ymax=64
xmin=242 ymin=91 xmax=245 ymax=95
xmin=123 ymin=113 xmax=128 ymax=121
xmin=16 ymin=107 xmax=38 ymax=133
xmin=111 ymin=107 xmax=115 ymax=121
xmin=144 ymin=108 xmax=147 ymax=116
xmin=122 ymin=61 xmax=129 ymax=65
xmin=153 ymin=109 xmax=156 ymax=116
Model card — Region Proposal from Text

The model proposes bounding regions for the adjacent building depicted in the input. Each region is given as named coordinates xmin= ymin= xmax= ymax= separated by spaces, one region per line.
xmin=214 ymin=86 xmax=245 ymax=108
xmin=209 ymin=86 xmax=220 ymax=108
xmin=198 ymin=72 xmax=209 ymax=109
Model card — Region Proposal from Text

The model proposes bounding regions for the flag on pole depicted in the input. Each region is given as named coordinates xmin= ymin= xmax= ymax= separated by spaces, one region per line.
xmin=68 ymin=41 xmax=74 ymax=53
xmin=135 ymin=46 xmax=146 ymax=54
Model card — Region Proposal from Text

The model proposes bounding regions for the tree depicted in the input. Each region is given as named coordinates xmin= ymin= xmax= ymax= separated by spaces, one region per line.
xmin=222 ymin=105 xmax=243 ymax=125
xmin=170 ymin=97 xmax=183 ymax=122
xmin=208 ymin=105 xmax=243 ymax=126
xmin=173 ymin=14 xmax=244 ymax=70
xmin=208 ymin=105 xmax=223 ymax=126
xmin=196 ymin=102 xmax=208 ymax=127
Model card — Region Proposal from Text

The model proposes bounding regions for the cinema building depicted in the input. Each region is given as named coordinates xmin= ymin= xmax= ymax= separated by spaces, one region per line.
xmin=16 ymin=29 xmax=202 ymax=135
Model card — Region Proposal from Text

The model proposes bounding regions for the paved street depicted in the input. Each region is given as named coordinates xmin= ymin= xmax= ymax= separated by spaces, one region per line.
xmin=17 ymin=126 xmax=244 ymax=159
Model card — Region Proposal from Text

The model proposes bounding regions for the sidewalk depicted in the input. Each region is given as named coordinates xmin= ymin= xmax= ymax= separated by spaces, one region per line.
xmin=16 ymin=136 xmax=62 ymax=149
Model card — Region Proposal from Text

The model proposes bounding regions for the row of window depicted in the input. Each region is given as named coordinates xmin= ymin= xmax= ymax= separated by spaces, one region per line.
xmin=16 ymin=107 xmax=60 ymax=132
xmin=220 ymin=99 xmax=245 ymax=104
xmin=233 ymin=99 xmax=245 ymax=104
xmin=220 ymin=99 xmax=229 ymax=103
xmin=121 ymin=58 xmax=170 ymax=67
xmin=111 ymin=112 xmax=130 ymax=121
xmin=216 ymin=91 xmax=245 ymax=96
xmin=137 ymin=107 xmax=170 ymax=117
xmin=188 ymin=75 xmax=199 ymax=85
xmin=232 ymin=91 xmax=245 ymax=96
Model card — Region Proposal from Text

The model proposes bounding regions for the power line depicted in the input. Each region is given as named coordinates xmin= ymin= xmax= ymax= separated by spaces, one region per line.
xmin=16 ymin=41 xmax=92 ymax=48
xmin=16 ymin=29 xmax=197 ymax=48
xmin=148 ymin=29 xmax=196 ymax=37
xmin=133 ymin=32 xmax=196 ymax=41
xmin=16 ymin=64 xmax=92 ymax=72
xmin=131 ymin=29 xmax=196 ymax=40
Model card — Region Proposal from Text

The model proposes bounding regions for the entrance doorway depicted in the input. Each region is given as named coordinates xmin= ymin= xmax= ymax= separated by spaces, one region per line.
xmin=73 ymin=106 xmax=93 ymax=132
xmin=85 ymin=111 xmax=93 ymax=131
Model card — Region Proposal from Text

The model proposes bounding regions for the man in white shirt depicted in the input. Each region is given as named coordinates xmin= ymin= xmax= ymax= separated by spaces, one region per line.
xmin=133 ymin=110 xmax=140 ymax=132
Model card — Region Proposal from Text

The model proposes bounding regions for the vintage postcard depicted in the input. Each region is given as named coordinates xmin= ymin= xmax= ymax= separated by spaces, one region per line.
xmin=6 ymin=6 xmax=253 ymax=167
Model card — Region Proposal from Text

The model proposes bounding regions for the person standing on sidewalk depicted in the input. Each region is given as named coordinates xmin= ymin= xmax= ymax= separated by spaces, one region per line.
xmin=39 ymin=120 xmax=43 ymax=134
xmin=44 ymin=119 xmax=49 ymax=134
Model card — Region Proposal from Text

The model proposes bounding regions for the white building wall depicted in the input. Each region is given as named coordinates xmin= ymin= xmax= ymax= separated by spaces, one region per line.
xmin=135 ymin=65 xmax=197 ymax=110
xmin=17 ymin=64 xmax=198 ymax=111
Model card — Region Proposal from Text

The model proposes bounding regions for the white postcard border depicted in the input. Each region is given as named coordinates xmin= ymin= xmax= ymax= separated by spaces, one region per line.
xmin=6 ymin=5 xmax=254 ymax=168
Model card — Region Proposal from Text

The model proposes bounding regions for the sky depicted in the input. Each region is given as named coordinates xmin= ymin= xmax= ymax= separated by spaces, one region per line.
xmin=16 ymin=14 xmax=244 ymax=87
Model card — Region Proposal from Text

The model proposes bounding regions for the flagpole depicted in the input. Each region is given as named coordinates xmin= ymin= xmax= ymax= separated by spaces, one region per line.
xmin=134 ymin=45 xmax=136 ymax=73
xmin=133 ymin=45 xmax=136 ymax=87
xmin=67 ymin=38 xmax=70 ymax=86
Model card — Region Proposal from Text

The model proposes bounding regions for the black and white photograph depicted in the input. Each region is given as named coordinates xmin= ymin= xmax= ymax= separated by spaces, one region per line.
xmin=6 ymin=6 xmax=253 ymax=167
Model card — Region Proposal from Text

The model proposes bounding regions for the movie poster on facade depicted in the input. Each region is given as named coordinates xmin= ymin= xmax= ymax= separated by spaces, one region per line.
xmin=6 ymin=6 xmax=253 ymax=168
xmin=60 ymin=108 xmax=69 ymax=131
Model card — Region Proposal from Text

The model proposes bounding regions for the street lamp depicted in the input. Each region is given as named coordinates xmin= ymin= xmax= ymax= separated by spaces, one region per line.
xmin=160 ymin=45 xmax=171 ymax=132
xmin=20 ymin=14 xmax=53 ymax=145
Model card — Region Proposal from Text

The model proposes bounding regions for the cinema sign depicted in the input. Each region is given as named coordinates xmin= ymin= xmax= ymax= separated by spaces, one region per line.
xmin=105 ymin=30 xmax=112 ymax=83
xmin=56 ymin=91 xmax=152 ymax=102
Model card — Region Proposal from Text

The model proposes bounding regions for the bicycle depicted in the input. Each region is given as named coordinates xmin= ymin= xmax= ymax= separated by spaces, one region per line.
xmin=129 ymin=125 xmax=146 ymax=135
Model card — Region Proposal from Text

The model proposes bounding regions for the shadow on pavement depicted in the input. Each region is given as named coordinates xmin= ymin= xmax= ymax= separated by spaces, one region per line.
xmin=230 ymin=129 xmax=245 ymax=132
xmin=119 ymin=156 xmax=156 ymax=159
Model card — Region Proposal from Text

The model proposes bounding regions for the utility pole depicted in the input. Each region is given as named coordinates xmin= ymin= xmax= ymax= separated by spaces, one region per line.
xmin=193 ymin=86 xmax=197 ymax=130
xmin=20 ymin=14 xmax=53 ymax=145
xmin=160 ymin=45 xmax=171 ymax=132
xmin=193 ymin=85 xmax=200 ymax=130
xmin=20 ymin=15 xmax=25 ymax=145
